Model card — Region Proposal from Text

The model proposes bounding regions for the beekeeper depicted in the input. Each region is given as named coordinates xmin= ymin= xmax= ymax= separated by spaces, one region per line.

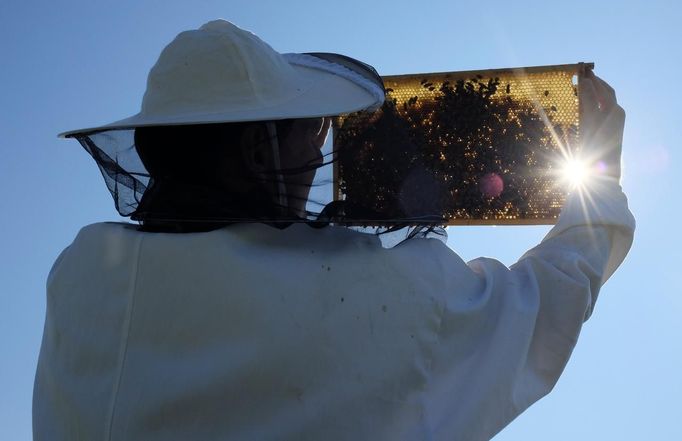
xmin=34 ymin=19 xmax=635 ymax=441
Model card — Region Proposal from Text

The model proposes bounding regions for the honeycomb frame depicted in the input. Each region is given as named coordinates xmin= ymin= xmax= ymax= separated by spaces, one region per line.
xmin=332 ymin=62 xmax=594 ymax=226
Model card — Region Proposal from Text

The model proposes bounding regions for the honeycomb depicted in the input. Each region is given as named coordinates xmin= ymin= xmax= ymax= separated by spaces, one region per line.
xmin=333 ymin=62 xmax=593 ymax=226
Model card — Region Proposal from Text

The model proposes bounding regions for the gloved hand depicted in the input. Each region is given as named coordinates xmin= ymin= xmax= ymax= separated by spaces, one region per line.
xmin=579 ymin=69 xmax=626 ymax=181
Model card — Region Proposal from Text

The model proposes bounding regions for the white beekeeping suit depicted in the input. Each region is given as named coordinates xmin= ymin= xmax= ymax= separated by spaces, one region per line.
xmin=34 ymin=19 xmax=634 ymax=441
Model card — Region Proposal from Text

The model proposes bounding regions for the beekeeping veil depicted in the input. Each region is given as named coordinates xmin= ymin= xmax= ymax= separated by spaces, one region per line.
xmin=59 ymin=20 xmax=385 ymax=226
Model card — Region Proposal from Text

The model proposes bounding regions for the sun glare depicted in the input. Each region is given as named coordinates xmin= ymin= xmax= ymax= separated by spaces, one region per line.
xmin=561 ymin=158 xmax=590 ymax=188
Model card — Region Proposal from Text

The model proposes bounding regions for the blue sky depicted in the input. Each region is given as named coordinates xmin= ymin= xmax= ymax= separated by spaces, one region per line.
xmin=1 ymin=1 xmax=680 ymax=439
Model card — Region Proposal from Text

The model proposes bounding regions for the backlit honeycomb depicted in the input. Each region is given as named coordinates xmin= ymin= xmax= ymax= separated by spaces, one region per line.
xmin=333 ymin=63 xmax=593 ymax=226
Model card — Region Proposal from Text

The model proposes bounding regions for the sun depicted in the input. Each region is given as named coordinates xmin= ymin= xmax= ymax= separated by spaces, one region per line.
xmin=561 ymin=157 xmax=590 ymax=188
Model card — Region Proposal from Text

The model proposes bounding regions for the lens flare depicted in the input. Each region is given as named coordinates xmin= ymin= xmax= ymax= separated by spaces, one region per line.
xmin=561 ymin=158 xmax=590 ymax=188
xmin=479 ymin=172 xmax=504 ymax=198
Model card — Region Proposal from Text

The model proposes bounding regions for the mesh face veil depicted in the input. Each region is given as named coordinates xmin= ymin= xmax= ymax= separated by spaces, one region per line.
xmin=65 ymin=50 xmax=386 ymax=229
xmin=265 ymin=122 xmax=289 ymax=212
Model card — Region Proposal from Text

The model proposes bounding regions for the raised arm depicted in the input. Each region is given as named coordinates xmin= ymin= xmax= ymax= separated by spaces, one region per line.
xmin=413 ymin=72 xmax=635 ymax=440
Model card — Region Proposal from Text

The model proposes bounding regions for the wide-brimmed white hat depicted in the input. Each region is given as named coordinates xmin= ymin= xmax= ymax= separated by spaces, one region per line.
xmin=59 ymin=19 xmax=385 ymax=137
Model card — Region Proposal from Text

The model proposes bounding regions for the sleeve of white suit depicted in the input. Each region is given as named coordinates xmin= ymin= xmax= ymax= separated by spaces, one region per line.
xmin=508 ymin=178 xmax=634 ymax=401
xmin=417 ymin=177 xmax=635 ymax=441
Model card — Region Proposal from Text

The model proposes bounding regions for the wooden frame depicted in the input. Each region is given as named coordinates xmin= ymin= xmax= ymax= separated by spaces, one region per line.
xmin=332 ymin=62 xmax=594 ymax=226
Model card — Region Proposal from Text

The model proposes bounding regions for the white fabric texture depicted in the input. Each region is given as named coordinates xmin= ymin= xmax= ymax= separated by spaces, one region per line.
xmin=282 ymin=53 xmax=386 ymax=111
xmin=59 ymin=20 xmax=383 ymax=137
xmin=34 ymin=180 xmax=635 ymax=441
